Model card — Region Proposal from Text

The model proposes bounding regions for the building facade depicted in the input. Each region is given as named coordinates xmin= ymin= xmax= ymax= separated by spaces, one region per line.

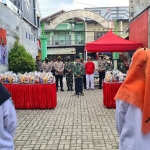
xmin=41 ymin=10 xmax=85 ymax=62
xmin=0 ymin=0 xmax=40 ymax=72
xmin=40 ymin=7 xmax=129 ymax=61
xmin=129 ymin=0 xmax=150 ymax=47
xmin=85 ymin=6 xmax=129 ymax=43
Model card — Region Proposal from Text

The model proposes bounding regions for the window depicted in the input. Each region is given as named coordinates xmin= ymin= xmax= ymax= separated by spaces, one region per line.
xmin=26 ymin=32 xmax=28 ymax=39
xmin=94 ymin=32 xmax=107 ymax=40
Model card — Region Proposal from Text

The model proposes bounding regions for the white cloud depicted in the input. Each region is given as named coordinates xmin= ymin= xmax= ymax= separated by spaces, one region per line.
xmin=38 ymin=0 xmax=129 ymax=18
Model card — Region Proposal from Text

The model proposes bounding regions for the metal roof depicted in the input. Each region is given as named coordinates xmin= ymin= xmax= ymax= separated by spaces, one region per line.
xmin=85 ymin=6 xmax=129 ymax=21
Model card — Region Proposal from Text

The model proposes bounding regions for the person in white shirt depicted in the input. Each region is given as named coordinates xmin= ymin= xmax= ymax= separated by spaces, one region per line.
xmin=115 ymin=48 xmax=150 ymax=150
xmin=0 ymin=82 xmax=17 ymax=150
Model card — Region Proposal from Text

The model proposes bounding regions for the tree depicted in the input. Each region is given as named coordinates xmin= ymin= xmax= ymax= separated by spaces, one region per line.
xmin=8 ymin=41 xmax=35 ymax=74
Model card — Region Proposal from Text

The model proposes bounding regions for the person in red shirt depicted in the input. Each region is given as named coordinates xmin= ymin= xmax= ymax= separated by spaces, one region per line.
xmin=85 ymin=57 xmax=95 ymax=90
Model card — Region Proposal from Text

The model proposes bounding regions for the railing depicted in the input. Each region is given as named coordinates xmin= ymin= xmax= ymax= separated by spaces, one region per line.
xmin=47 ymin=40 xmax=85 ymax=46
xmin=47 ymin=32 xmax=128 ymax=46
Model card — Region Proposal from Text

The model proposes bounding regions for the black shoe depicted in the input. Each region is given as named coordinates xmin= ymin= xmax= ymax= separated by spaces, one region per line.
xmin=60 ymin=89 xmax=64 ymax=91
xmin=67 ymin=88 xmax=70 ymax=91
xmin=71 ymin=87 xmax=74 ymax=91
xmin=99 ymin=86 xmax=102 ymax=89
xmin=84 ymin=87 xmax=86 ymax=89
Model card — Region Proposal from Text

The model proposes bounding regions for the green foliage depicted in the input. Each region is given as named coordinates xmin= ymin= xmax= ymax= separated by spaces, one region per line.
xmin=8 ymin=41 xmax=35 ymax=74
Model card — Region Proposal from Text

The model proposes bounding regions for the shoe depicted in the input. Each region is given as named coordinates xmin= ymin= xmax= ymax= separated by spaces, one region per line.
xmin=86 ymin=88 xmax=89 ymax=90
xmin=81 ymin=93 xmax=84 ymax=96
xmin=67 ymin=88 xmax=70 ymax=91
xmin=99 ymin=86 xmax=102 ymax=89
xmin=91 ymin=88 xmax=94 ymax=90
xmin=84 ymin=87 xmax=86 ymax=89
xmin=71 ymin=87 xmax=74 ymax=91
xmin=60 ymin=89 xmax=64 ymax=91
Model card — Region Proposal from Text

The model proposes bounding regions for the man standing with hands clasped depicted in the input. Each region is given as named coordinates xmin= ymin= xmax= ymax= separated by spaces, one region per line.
xmin=98 ymin=55 xmax=107 ymax=89
xmin=54 ymin=56 xmax=64 ymax=92
xmin=85 ymin=56 xmax=95 ymax=90
xmin=74 ymin=56 xmax=84 ymax=95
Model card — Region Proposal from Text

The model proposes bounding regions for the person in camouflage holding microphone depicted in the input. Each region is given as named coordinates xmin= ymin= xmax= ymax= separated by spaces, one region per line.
xmin=65 ymin=56 xmax=74 ymax=91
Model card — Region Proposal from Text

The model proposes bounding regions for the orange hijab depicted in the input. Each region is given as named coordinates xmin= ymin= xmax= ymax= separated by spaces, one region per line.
xmin=115 ymin=48 xmax=150 ymax=134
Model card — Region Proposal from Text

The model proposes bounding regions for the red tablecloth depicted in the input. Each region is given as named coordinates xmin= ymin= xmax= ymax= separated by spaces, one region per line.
xmin=4 ymin=84 xmax=57 ymax=109
xmin=103 ymin=82 xmax=122 ymax=108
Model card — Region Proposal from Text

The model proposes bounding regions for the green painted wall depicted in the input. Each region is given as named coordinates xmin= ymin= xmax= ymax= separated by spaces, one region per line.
xmin=42 ymin=21 xmax=85 ymax=45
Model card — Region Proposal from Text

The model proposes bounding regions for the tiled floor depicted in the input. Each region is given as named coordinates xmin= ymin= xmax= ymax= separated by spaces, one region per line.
xmin=14 ymin=82 xmax=119 ymax=150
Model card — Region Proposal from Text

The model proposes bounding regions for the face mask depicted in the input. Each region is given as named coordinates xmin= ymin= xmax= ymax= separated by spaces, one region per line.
xmin=46 ymin=60 xmax=48 ymax=63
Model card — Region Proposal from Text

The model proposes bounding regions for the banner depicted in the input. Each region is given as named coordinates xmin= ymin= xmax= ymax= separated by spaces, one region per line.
xmin=47 ymin=48 xmax=76 ymax=55
xmin=0 ymin=28 xmax=8 ymax=64
xmin=0 ymin=28 xmax=6 ymax=45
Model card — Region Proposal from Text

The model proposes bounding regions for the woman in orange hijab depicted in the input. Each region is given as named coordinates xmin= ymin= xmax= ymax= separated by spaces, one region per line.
xmin=115 ymin=48 xmax=150 ymax=150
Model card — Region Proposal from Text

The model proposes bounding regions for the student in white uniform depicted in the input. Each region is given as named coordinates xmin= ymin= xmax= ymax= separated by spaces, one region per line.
xmin=0 ymin=83 xmax=17 ymax=150
xmin=115 ymin=48 xmax=150 ymax=150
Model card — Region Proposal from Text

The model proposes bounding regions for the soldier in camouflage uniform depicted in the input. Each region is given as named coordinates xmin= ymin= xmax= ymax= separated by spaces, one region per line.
xmin=65 ymin=56 xmax=74 ymax=91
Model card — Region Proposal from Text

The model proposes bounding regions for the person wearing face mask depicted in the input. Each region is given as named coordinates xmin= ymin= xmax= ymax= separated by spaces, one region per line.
xmin=80 ymin=58 xmax=86 ymax=89
xmin=42 ymin=57 xmax=52 ymax=73
xmin=35 ymin=56 xmax=43 ymax=72
xmin=50 ymin=57 xmax=56 ymax=76
xmin=65 ymin=56 xmax=74 ymax=91
xmin=74 ymin=56 xmax=84 ymax=95
xmin=54 ymin=56 xmax=64 ymax=91
xmin=98 ymin=55 xmax=107 ymax=89
xmin=106 ymin=58 xmax=113 ymax=71
xmin=85 ymin=57 xmax=95 ymax=90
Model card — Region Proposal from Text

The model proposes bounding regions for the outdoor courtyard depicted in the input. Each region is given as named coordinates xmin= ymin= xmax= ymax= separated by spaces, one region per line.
xmin=14 ymin=83 xmax=119 ymax=150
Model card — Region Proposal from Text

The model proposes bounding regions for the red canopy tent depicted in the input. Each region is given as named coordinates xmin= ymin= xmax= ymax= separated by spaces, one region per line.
xmin=85 ymin=31 xmax=143 ymax=52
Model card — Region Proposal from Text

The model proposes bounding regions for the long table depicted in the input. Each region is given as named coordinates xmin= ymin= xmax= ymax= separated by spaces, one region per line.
xmin=103 ymin=82 xmax=122 ymax=108
xmin=4 ymin=84 xmax=57 ymax=109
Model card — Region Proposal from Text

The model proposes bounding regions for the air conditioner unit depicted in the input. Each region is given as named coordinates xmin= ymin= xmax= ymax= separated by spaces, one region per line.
xmin=71 ymin=26 xmax=74 ymax=30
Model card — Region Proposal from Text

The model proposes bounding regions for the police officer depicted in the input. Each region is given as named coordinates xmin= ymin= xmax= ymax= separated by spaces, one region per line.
xmin=98 ymin=55 xmax=107 ymax=89
xmin=54 ymin=56 xmax=64 ymax=91
xmin=42 ymin=57 xmax=52 ymax=73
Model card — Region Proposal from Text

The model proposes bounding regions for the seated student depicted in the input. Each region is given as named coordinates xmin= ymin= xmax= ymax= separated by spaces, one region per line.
xmin=115 ymin=48 xmax=150 ymax=150
xmin=0 ymin=83 xmax=17 ymax=150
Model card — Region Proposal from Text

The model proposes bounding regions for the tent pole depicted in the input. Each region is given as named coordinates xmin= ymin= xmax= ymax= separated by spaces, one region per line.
xmin=86 ymin=50 xmax=87 ymax=61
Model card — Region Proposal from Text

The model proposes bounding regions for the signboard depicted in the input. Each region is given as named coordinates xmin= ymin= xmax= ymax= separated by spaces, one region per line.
xmin=47 ymin=48 xmax=76 ymax=55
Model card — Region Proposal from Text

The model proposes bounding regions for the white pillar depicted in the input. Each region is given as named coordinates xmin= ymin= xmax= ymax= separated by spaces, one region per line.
xmin=120 ymin=21 xmax=123 ymax=35
xmin=114 ymin=60 xmax=118 ymax=70
xmin=86 ymin=50 xmax=87 ymax=61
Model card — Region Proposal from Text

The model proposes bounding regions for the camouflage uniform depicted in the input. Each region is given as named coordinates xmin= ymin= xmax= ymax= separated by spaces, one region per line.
xmin=106 ymin=64 xmax=114 ymax=71
xmin=65 ymin=61 xmax=74 ymax=90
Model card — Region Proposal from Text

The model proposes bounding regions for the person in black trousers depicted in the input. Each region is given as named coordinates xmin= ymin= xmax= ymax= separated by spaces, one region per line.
xmin=98 ymin=55 xmax=107 ymax=89
xmin=54 ymin=56 xmax=65 ymax=92
xmin=80 ymin=58 xmax=86 ymax=89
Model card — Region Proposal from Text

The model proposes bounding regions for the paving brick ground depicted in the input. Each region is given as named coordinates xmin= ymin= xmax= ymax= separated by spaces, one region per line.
xmin=14 ymin=81 xmax=119 ymax=150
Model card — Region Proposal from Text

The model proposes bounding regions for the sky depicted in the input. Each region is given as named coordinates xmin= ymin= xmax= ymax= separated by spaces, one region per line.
xmin=38 ymin=0 xmax=129 ymax=18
